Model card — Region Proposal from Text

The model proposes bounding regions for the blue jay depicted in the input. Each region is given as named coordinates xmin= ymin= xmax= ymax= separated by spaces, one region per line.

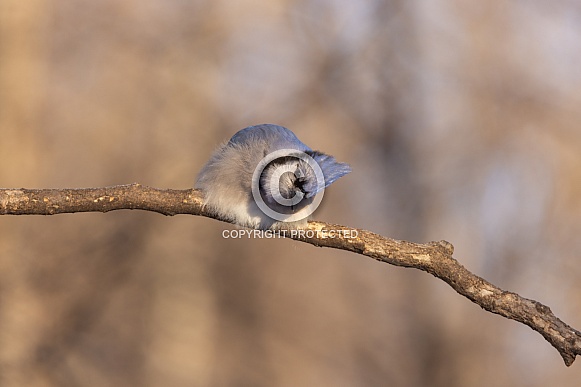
xmin=195 ymin=124 xmax=351 ymax=229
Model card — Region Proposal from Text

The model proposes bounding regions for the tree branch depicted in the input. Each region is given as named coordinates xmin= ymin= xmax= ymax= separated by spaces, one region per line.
xmin=1 ymin=184 xmax=580 ymax=366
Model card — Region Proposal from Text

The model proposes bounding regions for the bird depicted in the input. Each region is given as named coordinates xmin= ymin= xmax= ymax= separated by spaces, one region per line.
xmin=195 ymin=124 xmax=351 ymax=230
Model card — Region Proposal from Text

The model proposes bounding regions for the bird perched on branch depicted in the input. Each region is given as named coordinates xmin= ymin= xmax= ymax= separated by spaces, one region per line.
xmin=195 ymin=124 xmax=351 ymax=230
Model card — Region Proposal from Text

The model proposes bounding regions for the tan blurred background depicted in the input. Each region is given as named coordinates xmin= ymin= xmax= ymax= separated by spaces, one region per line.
xmin=1 ymin=1 xmax=581 ymax=386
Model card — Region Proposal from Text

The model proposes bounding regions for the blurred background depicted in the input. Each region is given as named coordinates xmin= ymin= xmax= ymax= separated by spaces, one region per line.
xmin=1 ymin=0 xmax=581 ymax=386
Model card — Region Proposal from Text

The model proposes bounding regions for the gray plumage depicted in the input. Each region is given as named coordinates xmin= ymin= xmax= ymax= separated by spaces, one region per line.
xmin=195 ymin=124 xmax=351 ymax=229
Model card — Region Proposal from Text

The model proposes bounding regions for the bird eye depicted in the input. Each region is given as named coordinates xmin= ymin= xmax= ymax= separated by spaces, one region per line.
xmin=295 ymin=176 xmax=307 ymax=193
